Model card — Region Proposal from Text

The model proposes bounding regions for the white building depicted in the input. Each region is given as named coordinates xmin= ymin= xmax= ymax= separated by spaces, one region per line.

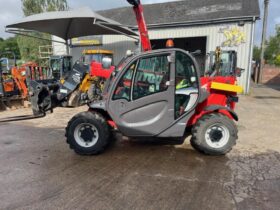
xmin=65 ymin=0 xmax=260 ymax=93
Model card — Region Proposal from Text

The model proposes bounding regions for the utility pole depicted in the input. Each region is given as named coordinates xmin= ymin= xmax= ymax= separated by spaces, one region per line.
xmin=259 ymin=0 xmax=269 ymax=84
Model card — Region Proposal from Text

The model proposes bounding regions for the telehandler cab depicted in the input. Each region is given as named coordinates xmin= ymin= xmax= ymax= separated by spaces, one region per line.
xmin=65 ymin=0 xmax=243 ymax=156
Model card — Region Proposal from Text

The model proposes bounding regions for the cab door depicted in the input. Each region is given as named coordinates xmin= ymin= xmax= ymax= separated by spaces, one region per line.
xmin=107 ymin=51 xmax=176 ymax=137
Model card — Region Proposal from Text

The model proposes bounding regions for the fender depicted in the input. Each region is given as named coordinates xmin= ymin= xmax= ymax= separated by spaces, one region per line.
xmin=204 ymin=105 xmax=238 ymax=121
xmin=88 ymin=100 xmax=117 ymax=129
xmin=89 ymin=99 xmax=107 ymax=110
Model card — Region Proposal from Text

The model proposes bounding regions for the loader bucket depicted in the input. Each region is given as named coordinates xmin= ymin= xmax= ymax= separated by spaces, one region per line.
xmin=29 ymin=79 xmax=59 ymax=115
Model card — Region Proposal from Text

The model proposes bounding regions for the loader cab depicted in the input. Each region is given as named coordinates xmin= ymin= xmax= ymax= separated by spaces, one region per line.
xmin=49 ymin=55 xmax=72 ymax=80
xmin=0 ymin=58 xmax=6 ymax=96
xmin=0 ymin=58 xmax=14 ymax=96
xmin=105 ymin=49 xmax=200 ymax=137
xmin=82 ymin=49 xmax=115 ymax=79
xmin=82 ymin=50 xmax=114 ymax=65
xmin=206 ymin=50 xmax=239 ymax=77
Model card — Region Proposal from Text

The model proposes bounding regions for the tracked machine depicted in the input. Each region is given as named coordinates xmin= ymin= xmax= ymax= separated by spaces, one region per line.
xmin=0 ymin=51 xmax=29 ymax=110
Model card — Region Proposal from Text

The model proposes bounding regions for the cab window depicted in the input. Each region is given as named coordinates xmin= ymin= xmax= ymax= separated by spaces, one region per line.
xmin=63 ymin=57 xmax=72 ymax=72
xmin=133 ymin=55 xmax=170 ymax=100
xmin=112 ymin=61 xmax=136 ymax=101
xmin=175 ymin=52 xmax=199 ymax=119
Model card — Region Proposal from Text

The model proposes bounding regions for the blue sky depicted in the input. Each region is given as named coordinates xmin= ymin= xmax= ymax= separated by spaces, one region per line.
xmin=255 ymin=0 xmax=280 ymax=45
xmin=0 ymin=0 xmax=279 ymax=46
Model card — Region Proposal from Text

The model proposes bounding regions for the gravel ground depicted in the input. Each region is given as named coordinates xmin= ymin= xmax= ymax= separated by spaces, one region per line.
xmin=0 ymin=84 xmax=280 ymax=210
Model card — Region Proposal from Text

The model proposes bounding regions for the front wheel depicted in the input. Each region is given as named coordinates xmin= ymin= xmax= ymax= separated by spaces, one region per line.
xmin=65 ymin=111 xmax=111 ymax=155
xmin=190 ymin=113 xmax=238 ymax=155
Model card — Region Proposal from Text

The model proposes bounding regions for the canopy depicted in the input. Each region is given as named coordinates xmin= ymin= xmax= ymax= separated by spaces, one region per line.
xmin=6 ymin=7 xmax=138 ymax=42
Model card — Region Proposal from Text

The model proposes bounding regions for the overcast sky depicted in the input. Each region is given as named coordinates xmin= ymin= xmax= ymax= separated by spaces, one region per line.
xmin=0 ymin=0 xmax=279 ymax=46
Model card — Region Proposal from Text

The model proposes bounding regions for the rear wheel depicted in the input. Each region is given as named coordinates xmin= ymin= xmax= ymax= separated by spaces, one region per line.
xmin=65 ymin=111 xmax=111 ymax=155
xmin=190 ymin=113 xmax=237 ymax=155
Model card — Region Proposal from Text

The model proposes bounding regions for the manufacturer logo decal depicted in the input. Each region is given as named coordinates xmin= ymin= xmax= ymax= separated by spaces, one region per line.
xmin=219 ymin=27 xmax=246 ymax=47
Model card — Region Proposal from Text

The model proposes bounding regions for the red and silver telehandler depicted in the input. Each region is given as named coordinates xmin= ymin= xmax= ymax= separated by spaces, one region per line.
xmin=0 ymin=0 xmax=243 ymax=156
xmin=64 ymin=0 xmax=243 ymax=156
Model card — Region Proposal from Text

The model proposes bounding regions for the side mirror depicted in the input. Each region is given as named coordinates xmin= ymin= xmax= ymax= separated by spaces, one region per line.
xmin=126 ymin=50 xmax=133 ymax=57
xmin=102 ymin=57 xmax=113 ymax=70
xmin=190 ymin=76 xmax=197 ymax=83
xmin=235 ymin=68 xmax=245 ymax=77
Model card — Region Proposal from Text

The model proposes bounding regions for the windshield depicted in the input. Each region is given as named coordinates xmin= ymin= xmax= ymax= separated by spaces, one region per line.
xmin=63 ymin=57 xmax=72 ymax=72
xmin=83 ymin=53 xmax=114 ymax=65
xmin=50 ymin=59 xmax=61 ymax=73
xmin=208 ymin=51 xmax=236 ymax=76
xmin=104 ymin=56 xmax=131 ymax=95
xmin=0 ymin=58 xmax=9 ymax=73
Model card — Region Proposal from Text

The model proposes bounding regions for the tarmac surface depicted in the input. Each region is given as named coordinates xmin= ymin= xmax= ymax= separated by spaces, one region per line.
xmin=0 ymin=84 xmax=280 ymax=210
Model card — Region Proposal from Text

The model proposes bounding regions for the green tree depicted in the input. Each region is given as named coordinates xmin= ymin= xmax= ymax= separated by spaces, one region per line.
xmin=274 ymin=54 xmax=280 ymax=66
xmin=17 ymin=0 xmax=68 ymax=64
xmin=0 ymin=37 xmax=21 ymax=59
xmin=264 ymin=26 xmax=280 ymax=65
xmin=253 ymin=46 xmax=261 ymax=61
xmin=22 ymin=0 xmax=68 ymax=16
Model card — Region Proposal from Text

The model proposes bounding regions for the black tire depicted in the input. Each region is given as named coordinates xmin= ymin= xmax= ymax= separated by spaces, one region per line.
xmin=65 ymin=111 xmax=111 ymax=155
xmin=190 ymin=113 xmax=237 ymax=155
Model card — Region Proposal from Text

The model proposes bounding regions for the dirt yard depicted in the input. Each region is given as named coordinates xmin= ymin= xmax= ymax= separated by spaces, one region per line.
xmin=0 ymin=84 xmax=280 ymax=210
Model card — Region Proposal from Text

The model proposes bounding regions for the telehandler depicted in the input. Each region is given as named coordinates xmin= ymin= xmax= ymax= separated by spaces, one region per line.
xmin=64 ymin=0 xmax=243 ymax=156
xmin=1 ymin=0 xmax=243 ymax=156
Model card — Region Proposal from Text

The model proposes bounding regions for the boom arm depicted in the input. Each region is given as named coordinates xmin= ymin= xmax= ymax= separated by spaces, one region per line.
xmin=127 ymin=0 xmax=152 ymax=52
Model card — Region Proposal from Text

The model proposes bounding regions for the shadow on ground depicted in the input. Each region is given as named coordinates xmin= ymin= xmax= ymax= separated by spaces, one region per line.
xmin=253 ymin=83 xmax=280 ymax=92
xmin=254 ymin=96 xmax=280 ymax=99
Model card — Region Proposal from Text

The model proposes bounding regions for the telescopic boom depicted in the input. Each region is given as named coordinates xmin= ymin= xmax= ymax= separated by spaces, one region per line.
xmin=127 ymin=0 xmax=152 ymax=51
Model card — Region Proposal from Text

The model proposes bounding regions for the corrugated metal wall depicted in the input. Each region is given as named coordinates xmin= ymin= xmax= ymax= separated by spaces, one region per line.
xmin=70 ymin=36 xmax=137 ymax=65
xmin=70 ymin=22 xmax=253 ymax=93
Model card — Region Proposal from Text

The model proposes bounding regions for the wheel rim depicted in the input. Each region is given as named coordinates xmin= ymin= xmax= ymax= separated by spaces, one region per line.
xmin=205 ymin=124 xmax=230 ymax=149
xmin=74 ymin=123 xmax=99 ymax=148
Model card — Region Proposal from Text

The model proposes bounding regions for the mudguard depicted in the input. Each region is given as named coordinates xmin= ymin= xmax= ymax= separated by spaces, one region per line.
xmin=89 ymin=100 xmax=107 ymax=110
xmin=204 ymin=105 xmax=238 ymax=121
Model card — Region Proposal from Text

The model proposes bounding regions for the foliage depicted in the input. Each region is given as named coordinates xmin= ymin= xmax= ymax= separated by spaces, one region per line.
xmin=17 ymin=0 xmax=68 ymax=64
xmin=17 ymin=33 xmax=50 ymax=63
xmin=264 ymin=27 xmax=280 ymax=66
xmin=22 ymin=0 xmax=68 ymax=16
xmin=274 ymin=54 xmax=280 ymax=66
xmin=253 ymin=46 xmax=261 ymax=61
xmin=0 ymin=37 xmax=21 ymax=59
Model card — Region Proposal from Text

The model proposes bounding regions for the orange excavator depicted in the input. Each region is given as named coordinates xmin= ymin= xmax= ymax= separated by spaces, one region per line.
xmin=0 ymin=51 xmax=33 ymax=109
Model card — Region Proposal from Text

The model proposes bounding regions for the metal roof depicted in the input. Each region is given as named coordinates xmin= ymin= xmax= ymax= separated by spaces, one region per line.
xmin=99 ymin=0 xmax=260 ymax=28
xmin=6 ymin=7 xmax=138 ymax=41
